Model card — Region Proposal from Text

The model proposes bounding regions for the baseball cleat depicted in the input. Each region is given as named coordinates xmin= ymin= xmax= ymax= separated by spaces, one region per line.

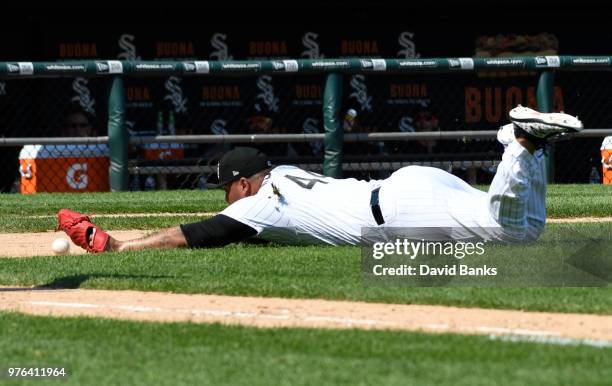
xmin=57 ymin=209 xmax=109 ymax=253
xmin=508 ymin=105 xmax=583 ymax=138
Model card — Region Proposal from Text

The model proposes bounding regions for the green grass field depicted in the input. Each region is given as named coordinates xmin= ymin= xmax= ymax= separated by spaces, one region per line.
xmin=0 ymin=236 xmax=611 ymax=314
xmin=1 ymin=184 xmax=611 ymax=232
xmin=1 ymin=185 xmax=611 ymax=384
xmin=1 ymin=312 xmax=610 ymax=386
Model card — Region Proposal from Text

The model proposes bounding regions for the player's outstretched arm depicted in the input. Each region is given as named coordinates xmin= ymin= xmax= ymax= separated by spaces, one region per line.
xmin=107 ymin=226 xmax=187 ymax=252
xmin=107 ymin=214 xmax=257 ymax=252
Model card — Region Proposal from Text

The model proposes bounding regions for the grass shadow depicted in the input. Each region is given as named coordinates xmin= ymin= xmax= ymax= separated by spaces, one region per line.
xmin=37 ymin=273 xmax=180 ymax=289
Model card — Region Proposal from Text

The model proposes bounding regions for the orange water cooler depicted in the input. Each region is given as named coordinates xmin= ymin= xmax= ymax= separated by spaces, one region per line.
xmin=602 ymin=136 xmax=612 ymax=185
xmin=18 ymin=145 xmax=110 ymax=194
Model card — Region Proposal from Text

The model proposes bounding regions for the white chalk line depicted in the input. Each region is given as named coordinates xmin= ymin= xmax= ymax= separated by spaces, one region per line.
xmin=489 ymin=334 xmax=612 ymax=348
xmin=476 ymin=326 xmax=558 ymax=336
xmin=24 ymin=300 xmax=392 ymax=327
xmin=28 ymin=301 xmax=98 ymax=309
xmin=23 ymin=300 xmax=612 ymax=348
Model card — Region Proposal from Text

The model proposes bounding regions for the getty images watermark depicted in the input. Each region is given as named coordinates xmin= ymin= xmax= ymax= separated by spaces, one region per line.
xmin=361 ymin=227 xmax=612 ymax=287
xmin=371 ymin=238 xmax=496 ymax=277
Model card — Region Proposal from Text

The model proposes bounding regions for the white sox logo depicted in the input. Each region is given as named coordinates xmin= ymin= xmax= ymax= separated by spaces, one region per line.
xmin=349 ymin=75 xmax=372 ymax=112
xmin=164 ymin=76 xmax=188 ymax=114
xmin=71 ymin=78 xmax=96 ymax=116
xmin=255 ymin=75 xmax=279 ymax=113
xmin=0 ymin=82 xmax=6 ymax=96
xmin=118 ymin=34 xmax=140 ymax=60
xmin=211 ymin=119 xmax=228 ymax=135
xmin=397 ymin=31 xmax=420 ymax=58
xmin=66 ymin=163 xmax=88 ymax=190
xmin=303 ymin=118 xmax=323 ymax=154
xmin=210 ymin=33 xmax=233 ymax=60
xmin=399 ymin=115 xmax=415 ymax=132
xmin=301 ymin=32 xmax=324 ymax=59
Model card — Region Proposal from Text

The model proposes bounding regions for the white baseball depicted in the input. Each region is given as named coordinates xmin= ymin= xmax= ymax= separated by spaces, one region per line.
xmin=52 ymin=238 xmax=70 ymax=255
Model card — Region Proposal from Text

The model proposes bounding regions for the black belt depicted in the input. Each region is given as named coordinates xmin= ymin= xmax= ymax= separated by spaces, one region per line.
xmin=370 ymin=187 xmax=385 ymax=225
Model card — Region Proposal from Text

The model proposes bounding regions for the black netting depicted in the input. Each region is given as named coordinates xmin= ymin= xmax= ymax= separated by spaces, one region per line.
xmin=1 ymin=71 xmax=610 ymax=193
xmin=554 ymin=72 xmax=612 ymax=184
xmin=1 ymin=77 xmax=109 ymax=193
xmin=124 ymin=74 xmax=326 ymax=190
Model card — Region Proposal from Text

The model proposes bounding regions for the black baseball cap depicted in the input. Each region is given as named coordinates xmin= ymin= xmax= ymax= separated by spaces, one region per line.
xmin=214 ymin=147 xmax=272 ymax=187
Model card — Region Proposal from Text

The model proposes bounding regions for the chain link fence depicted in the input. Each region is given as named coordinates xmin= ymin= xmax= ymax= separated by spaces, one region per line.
xmin=341 ymin=73 xmax=504 ymax=182
xmin=338 ymin=71 xmax=612 ymax=184
xmin=0 ymin=77 xmax=110 ymax=193
xmin=553 ymin=71 xmax=612 ymax=184
xmin=1 ymin=68 xmax=611 ymax=193
xmin=123 ymin=74 xmax=328 ymax=190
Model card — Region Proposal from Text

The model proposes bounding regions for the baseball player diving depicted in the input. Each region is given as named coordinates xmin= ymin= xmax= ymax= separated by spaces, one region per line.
xmin=57 ymin=105 xmax=583 ymax=253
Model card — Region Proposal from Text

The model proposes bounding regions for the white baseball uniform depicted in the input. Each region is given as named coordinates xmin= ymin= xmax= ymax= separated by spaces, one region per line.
xmin=221 ymin=139 xmax=546 ymax=245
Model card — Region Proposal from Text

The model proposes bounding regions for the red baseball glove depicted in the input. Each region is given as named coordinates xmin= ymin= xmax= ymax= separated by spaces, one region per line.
xmin=57 ymin=209 xmax=109 ymax=253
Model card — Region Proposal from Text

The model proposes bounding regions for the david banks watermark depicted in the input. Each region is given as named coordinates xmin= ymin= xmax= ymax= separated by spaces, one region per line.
xmin=372 ymin=263 xmax=497 ymax=278
xmin=361 ymin=227 xmax=612 ymax=287
xmin=370 ymin=239 xmax=496 ymax=277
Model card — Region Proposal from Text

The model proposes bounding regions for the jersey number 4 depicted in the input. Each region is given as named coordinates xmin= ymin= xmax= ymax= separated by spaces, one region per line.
xmin=284 ymin=174 xmax=329 ymax=189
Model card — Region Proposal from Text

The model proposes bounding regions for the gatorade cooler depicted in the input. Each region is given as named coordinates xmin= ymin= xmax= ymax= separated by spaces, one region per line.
xmin=602 ymin=136 xmax=612 ymax=185
xmin=18 ymin=144 xmax=109 ymax=194
xmin=143 ymin=143 xmax=184 ymax=160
